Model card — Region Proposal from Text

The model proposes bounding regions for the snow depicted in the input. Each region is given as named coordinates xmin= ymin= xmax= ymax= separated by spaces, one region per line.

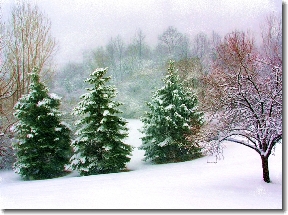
xmin=158 ymin=138 xmax=170 ymax=147
xmin=54 ymin=127 xmax=62 ymax=132
xmin=165 ymin=104 xmax=174 ymax=110
xmin=36 ymin=100 xmax=46 ymax=107
xmin=49 ymin=93 xmax=61 ymax=100
xmin=0 ymin=120 xmax=282 ymax=209
xmin=103 ymin=110 xmax=110 ymax=116
xmin=26 ymin=134 xmax=33 ymax=138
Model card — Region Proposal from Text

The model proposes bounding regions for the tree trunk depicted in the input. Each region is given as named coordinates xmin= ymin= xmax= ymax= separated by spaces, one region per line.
xmin=261 ymin=155 xmax=270 ymax=183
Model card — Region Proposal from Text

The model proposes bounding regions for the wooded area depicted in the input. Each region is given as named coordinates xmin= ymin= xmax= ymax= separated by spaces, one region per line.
xmin=0 ymin=2 xmax=282 ymax=183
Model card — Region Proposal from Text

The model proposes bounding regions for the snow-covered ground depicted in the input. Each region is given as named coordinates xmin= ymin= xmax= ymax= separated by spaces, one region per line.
xmin=0 ymin=119 xmax=282 ymax=209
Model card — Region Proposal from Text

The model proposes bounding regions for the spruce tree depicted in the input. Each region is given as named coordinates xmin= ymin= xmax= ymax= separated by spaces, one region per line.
xmin=13 ymin=69 xmax=71 ymax=180
xmin=140 ymin=61 xmax=204 ymax=164
xmin=68 ymin=68 xmax=132 ymax=176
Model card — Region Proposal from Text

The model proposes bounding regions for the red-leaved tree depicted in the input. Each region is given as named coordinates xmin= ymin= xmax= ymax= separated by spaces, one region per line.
xmin=200 ymin=27 xmax=282 ymax=183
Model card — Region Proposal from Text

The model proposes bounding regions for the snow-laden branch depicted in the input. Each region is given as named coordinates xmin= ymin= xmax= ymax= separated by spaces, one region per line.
xmin=225 ymin=136 xmax=260 ymax=154
xmin=200 ymin=30 xmax=282 ymax=183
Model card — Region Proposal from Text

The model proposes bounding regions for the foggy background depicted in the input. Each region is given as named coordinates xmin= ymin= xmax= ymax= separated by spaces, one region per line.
xmin=0 ymin=0 xmax=282 ymax=121
xmin=1 ymin=0 xmax=282 ymax=67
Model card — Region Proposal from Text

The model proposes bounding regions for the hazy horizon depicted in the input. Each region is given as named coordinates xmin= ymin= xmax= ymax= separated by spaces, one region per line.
xmin=1 ymin=0 xmax=282 ymax=68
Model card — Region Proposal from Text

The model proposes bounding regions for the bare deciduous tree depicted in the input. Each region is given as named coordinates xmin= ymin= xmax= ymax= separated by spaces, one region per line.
xmin=200 ymin=29 xmax=282 ymax=183
xmin=134 ymin=29 xmax=146 ymax=62
xmin=260 ymin=14 xmax=282 ymax=70
xmin=114 ymin=35 xmax=125 ymax=80
xmin=158 ymin=26 xmax=183 ymax=58
xmin=2 ymin=2 xmax=56 ymax=116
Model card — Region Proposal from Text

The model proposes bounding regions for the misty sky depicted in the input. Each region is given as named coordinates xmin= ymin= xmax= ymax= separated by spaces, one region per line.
xmin=1 ymin=0 xmax=282 ymax=67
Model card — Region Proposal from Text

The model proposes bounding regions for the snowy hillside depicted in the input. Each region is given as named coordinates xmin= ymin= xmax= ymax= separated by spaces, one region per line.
xmin=0 ymin=120 xmax=282 ymax=209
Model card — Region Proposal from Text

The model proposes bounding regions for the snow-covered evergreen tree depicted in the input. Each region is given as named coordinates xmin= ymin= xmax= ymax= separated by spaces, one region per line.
xmin=13 ymin=69 xmax=71 ymax=180
xmin=140 ymin=61 xmax=204 ymax=164
xmin=68 ymin=68 xmax=132 ymax=176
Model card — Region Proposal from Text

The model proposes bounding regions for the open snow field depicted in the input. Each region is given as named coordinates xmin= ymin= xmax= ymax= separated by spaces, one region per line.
xmin=0 ymin=119 xmax=282 ymax=209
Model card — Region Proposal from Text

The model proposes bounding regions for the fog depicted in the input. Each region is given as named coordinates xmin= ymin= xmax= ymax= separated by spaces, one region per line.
xmin=2 ymin=0 xmax=282 ymax=67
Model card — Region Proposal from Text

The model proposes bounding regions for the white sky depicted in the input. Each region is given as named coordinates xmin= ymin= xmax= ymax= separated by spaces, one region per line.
xmin=1 ymin=0 xmax=282 ymax=67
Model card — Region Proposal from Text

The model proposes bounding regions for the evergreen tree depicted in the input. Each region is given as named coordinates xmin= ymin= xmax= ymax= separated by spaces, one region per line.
xmin=140 ymin=61 xmax=204 ymax=164
xmin=13 ymin=69 xmax=71 ymax=180
xmin=68 ymin=68 xmax=132 ymax=176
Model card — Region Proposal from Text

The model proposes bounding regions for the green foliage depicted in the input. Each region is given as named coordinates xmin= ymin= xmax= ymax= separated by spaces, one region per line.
xmin=140 ymin=61 xmax=204 ymax=164
xmin=69 ymin=68 xmax=132 ymax=176
xmin=13 ymin=69 xmax=71 ymax=180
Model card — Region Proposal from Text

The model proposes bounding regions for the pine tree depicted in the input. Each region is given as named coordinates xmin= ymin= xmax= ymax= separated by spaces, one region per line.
xmin=140 ymin=61 xmax=204 ymax=164
xmin=13 ymin=69 xmax=71 ymax=180
xmin=68 ymin=68 xmax=132 ymax=176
